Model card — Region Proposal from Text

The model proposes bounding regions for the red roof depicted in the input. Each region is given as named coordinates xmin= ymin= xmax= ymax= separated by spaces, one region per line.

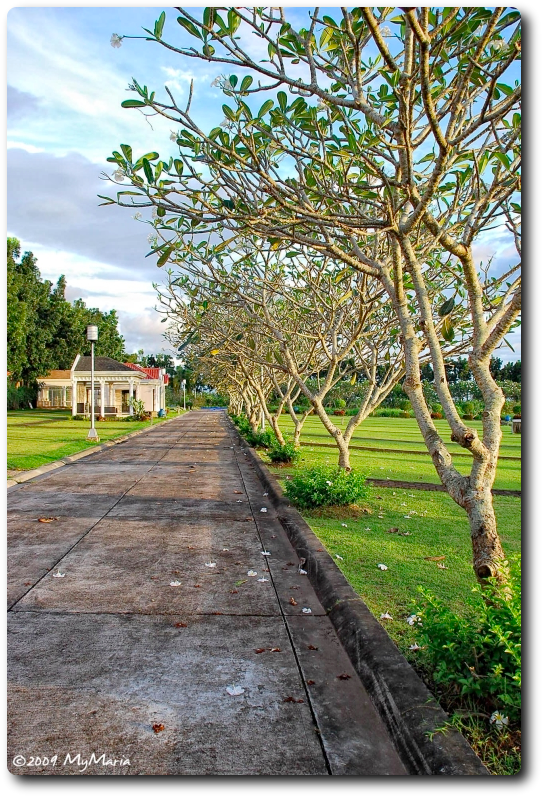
xmin=124 ymin=362 xmax=169 ymax=384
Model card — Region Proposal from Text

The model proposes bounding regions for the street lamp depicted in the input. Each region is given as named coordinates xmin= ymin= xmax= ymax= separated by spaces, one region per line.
xmin=86 ymin=324 xmax=99 ymax=441
xmin=181 ymin=379 xmax=186 ymax=411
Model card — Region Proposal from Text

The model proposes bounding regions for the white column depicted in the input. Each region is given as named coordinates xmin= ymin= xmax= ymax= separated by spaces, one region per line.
xmin=62 ymin=386 xmax=67 ymax=407
xmin=71 ymin=379 xmax=77 ymax=416
xmin=100 ymin=378 xmax=105 ymax=417
xmin=129 ymin=379 xmax=134 ymax=415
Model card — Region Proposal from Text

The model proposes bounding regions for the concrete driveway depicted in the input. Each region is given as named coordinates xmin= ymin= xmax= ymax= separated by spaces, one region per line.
xmin=7 ymin=411 xmax=406 ymax=776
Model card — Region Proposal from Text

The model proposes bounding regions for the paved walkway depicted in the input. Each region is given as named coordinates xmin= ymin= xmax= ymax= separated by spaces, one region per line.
xmin=7 ymin=411 xmax=406 ymax=776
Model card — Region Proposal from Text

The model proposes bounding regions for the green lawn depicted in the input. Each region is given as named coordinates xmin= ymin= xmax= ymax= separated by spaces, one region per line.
xmin=276 ymin=415 xmax=521 ymax=492
xmin=7 ymin=409 xmax=178 ymax=473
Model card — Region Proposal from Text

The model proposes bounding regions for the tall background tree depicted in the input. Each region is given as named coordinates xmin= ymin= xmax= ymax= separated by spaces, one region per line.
xmin=7 ymin=238 xmax=126 ymax=386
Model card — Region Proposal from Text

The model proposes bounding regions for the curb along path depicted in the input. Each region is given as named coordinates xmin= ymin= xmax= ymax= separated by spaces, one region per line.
xmin=7 ymin=411 xmax=407 ymax=776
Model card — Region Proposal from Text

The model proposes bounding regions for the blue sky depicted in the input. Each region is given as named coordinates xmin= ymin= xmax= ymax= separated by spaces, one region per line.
xmin=7 ymin=4 xmax=521 ymax=360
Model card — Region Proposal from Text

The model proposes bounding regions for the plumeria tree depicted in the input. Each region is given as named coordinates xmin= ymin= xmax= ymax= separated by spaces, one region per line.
xmin=104 ymin=7 xmax=521 ymax=579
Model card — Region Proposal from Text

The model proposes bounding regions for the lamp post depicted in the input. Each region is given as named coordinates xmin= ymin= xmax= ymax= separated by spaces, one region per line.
xmin=181 ymin=379 xmax=186 ymax=411
xmin=86 ymin=325 xmax=99 ymax=441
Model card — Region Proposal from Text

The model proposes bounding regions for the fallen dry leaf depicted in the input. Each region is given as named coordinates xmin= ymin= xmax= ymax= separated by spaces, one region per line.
xmin=307 ymin=680 xmax=315 ymax=685
xmin=234 ymin=491 xmax=243 ymax=494
xmin=424 ymin=555 xmax=446 ymax=561
xmin=230 ymin=589 xmax=239 ymax=594
xmin=337 ymin=673 xmax=351 ymax=680
xmin=387 ymin=527 xmax=400 ymax=534
xmin=307 ymin=644 xmax=319 ymax=651
xmin=211 ymin=611 xmax=223 ymax=615
xmin=289 ymin=597 xmax=298 ymax=606
xmin=194 ymin=584 xmax=201 ymax=588
xmin=152 ymin=723 xmax=165 ymax=734
xmin=270 ymin=647 xmax=281 ymax=653
xmin=283 ymin=696 xmax=304 ymax=703
xmin=254 ymin=648 xmax=267 ymax=654
xmin=174 ymin=622 xmax=188 ymax=628
xmin=316 ymin=548 xmax=324 ymax=552
xmin=38 ymin=517 xmax=58 ymax=523
xmin=290 ymin=586 xmax=300 ymax=590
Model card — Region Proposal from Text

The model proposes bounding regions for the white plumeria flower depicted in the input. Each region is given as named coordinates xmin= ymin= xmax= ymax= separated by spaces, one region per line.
xmin=380 ymin=612 xmax=393 ymax=621
xmin=205 ymin=562 xmax=217 ymax=568
xmin=263 ymin=492 xmax=268 ymax=496
xmin=401 ymin=502 xmax=407 ymax=506
xmin=169 ymin=580 xmax=181 ymax=587
xmin=219 ymin=119 xmax=232 ymax=129
xmin=247 ymin=570 xmax=257 ymax=577
xmin=379 ymin=25 xmax=392 ymax=37
xmin=257 ymin=577 xmax=269 ymax=583
xmin=222 ymin=548 xmax=229 ymax=552
xmin=408 ymin=494 xmax=415 ymax=497
xmin=152 ymin=207 xmax=158 ymax=219
xmin=406 ymin=614 xmax=422 ymax=626
xmin=170 ymin=131 xmax=179 ymax=142
xmin=491 ymin=39 xmax=507 ymax=51
xmin=302 ymin=608 xmax=312 ymax=614
xmin=110 ymin=33 xmax=122 ymax=48
xmin=261 ymin=551 xmax=271 ymax=556
xmin=326 ymin=480 xmax=333 ymax=486
xmin=490 ymin=711 xmax=509 ymax=728
xmin=365 ymin=527 xmax=371 ymax=531
xmin=147 ymin=233 xmax=158 ymax=245
xmin=341 ymin=523 xmax=348 ymax=527
xmin=226 ymin=685 xmax=245 ymax=696
xmin=260 ymin=507 xmax=268 ymax=513
xmin=335 ymin=554 xmax=344 ymax=560
xmin=298 ymin=569 xmax=307 ymax=575
xmin=377 ymin=563 xmax=388 ymax=570
xmin=409 ymin=643 xmax=421 ymax=651
xmin=52 ymin=571 xmax=65 ymax=578
xmin=132 ymin=211 xmax=142 ymax=220
xmin=236 ymin=499 xmax=243 ymax=503
xmin=113 ymin=168 xmax=125 ymax=182
xmin=211 ymin=76 xmax=226 ymax=89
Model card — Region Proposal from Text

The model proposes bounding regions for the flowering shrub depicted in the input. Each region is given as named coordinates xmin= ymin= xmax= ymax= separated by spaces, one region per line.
xmin=284 ymin=465 xmax=368 ymax=510
xmin=414 ymin=561 xmax=521 ymax=721
xmin=333 ymin=409 xmax=346 ymax=416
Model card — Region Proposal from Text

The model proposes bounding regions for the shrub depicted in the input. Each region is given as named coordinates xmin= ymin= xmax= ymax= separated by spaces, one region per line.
xmin=432 ymin=403 xmax=443 ymax=414
xmin=431 ymin=412 xmax=443 ymax=419
xmin=333 ymin=409 xmax=346 ymax=416
xmin=512 ymin=403 xmax=521 ymax=415
xmin=284 ymin=465 xmax=368 ymax=510
xmin=414 ymin=561 xmax=521 ymax=722
xmin=463 ymin=414 xmax=474 ymax=421
xmin=244 ymin=429 xmax=274 ymax=449
xmin=334 ymin=398 xmax=347 ymax=409
xmin=371 ymin=408 xmax=405 ymax=418
xmin=401 ymin=410 xmax=411 ymax=418
xmin=267 ymin=440 xmax=300 ymax=464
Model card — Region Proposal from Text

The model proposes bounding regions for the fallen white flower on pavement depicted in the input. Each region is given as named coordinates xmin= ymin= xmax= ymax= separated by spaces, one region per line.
xmin=236 ymin=500 xmax=243 ymax=503
xmin=247 ymin=570 xmax=257 ymax=577
xmin=169 ymin=580 xmax=182 ymax=587
xmin=380 ymin=612 xmax=393 ymax=621
xmin=302 ymin=608 xmax=312 ymax=614
xmin=260 ymin=508 xmax=268 ymax=513
xmin=52 ymin=571 xmax=65 ymax=578
xmin=226 ymin=685 xmax=245 ymax=696
xmin=490 ymin=710 xmax=509 ymax=728
xmin=222 ymin=548 xmax=229 ymax=552
xmin=205 ymin=562 xmax=217 ymax=568
xmin=298 ymin=569 xmax=307 ymax=575
xmin=377 ymin=563 xmax=388 ymax=570
xmin=261 ymin=551 xmax=271 ymax=556
xmin=263 ymin=492 xmax=268 ymax=496
xmin=335 ymin=554 xmax=344 ymax=560
xmin=257 ymin=577 xmax=269 ymax=583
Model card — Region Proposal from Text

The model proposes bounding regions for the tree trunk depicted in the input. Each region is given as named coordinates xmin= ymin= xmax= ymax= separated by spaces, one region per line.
xmin=464 ymin=488 xmax=507 ymax=582
xmin=270 ymin=415 xmax=285 ymax=445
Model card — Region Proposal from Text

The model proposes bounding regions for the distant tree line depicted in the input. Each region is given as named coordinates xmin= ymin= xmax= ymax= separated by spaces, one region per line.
xmin=7 ymin=237 xmax=126 ymax=387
